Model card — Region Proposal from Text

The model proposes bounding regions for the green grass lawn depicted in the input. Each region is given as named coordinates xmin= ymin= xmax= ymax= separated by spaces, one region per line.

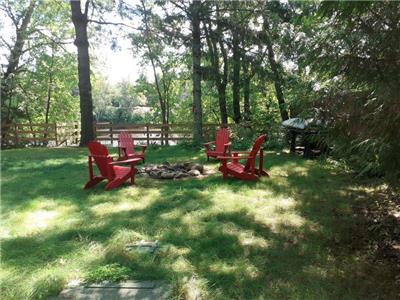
xmin=1 ymin=146 xmax=397 ymax=299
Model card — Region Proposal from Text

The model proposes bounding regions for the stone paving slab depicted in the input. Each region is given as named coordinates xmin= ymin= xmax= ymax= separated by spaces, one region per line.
xmin=125 ymin=240 xmax=160 ymax=254
xmin=55 ymin=280 xmax=170 ymax=300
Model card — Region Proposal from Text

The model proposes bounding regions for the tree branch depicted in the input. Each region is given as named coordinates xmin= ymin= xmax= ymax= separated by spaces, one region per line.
xmin=84 ymin=0 xmax=90 ymax=17
xmin=88 ymin=19 xmax=138 ymax=30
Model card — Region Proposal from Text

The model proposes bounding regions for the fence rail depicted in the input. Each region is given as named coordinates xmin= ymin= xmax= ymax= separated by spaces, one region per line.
xmin=93 ymin=122 xmax=225 ymax=146
xmin=1 ymin=122 xmax=229 ymax=148
xmin=1 ymin=122 xmax=79 ymax=148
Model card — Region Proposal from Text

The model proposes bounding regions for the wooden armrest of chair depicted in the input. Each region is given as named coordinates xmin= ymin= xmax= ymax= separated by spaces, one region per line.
xmin=110 ymin=158 xmax=142 ymax=165
xmin=204 ymin=141 xmax=215 ymax=151
xmin=216 ymin=156 xmax=233 ymax=160
xmin=231 ymin=151 xmax=251 ymax=154
xmin=217 ymin=155 xmax=254 ymax=160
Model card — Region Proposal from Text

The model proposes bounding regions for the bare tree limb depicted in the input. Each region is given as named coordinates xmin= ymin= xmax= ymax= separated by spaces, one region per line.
xmin=87 ymin=19 xmax=138 ymax=30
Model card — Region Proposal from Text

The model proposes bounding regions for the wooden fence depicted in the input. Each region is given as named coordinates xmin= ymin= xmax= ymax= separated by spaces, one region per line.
xmin=1 ymin=122 xmax=228 ymax=148
xmin=1 ymin=122 xmax=79 ymax=148
xmin=94 ymin=122 xmax=224 ymax=145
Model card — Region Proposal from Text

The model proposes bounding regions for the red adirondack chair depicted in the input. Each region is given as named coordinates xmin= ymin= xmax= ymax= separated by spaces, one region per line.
xmin=204 ymin=128 xmax=231 ymax=161
xmin=84 ymin=141 xmax=142 ymax=191
xmin=118 ymin=131 xmax=147 ymax=163
xmin=218 ymin=134 xmax=269 ymax=180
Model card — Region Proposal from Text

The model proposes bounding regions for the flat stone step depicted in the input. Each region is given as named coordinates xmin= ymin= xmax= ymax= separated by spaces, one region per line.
xmin=55 ymin=280 xmax=170 ymax=300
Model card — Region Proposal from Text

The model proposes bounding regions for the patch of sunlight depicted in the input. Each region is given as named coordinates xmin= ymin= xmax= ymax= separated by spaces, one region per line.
xmin=253 ymin=211 xmax=306 ymax=232
xmin=90 ymin=190 xmax=160 ymax=216
xmin=109 ymin=229 xmax=146 ymax=245
xmin=171 ymin=256 xmax=195 ymax=273
xmin=167 ymin=245 xmax=191 ymax=256
xmin=160 ymin=209 xmax=182 ymax=220
xmin=182 ymin=218 xmax=204 ymax=236
xmin=240 ymin=235 xmax=269 ymax=249
xmin=302 ymin=265 xmax=329 ymax=279
xmin=209 ymin=259 xmax=261 ymax=279
xmin=275 ymin=197 xmax=296 ymax=210
xmin=2 ymin=200 xmax=72 ymax=236
xmin=212 ymin=186 xmax=234 ymax=196
xmin=238 ymin=260 xmax=261 ymax=279
xmin=208 ymin=261 xmax=237 ymax=274
xmin=24 ymin=209 xmax=59 ymax=232
xmin=0 ymin=227 xmax=12 ymax=238
xmin=242 ymin=188 xmax=275 ymax=199
xmin=10 ymin=158 xmax=80 ymax=171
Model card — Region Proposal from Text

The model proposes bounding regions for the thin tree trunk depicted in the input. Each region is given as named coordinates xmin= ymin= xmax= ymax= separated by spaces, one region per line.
xmin=204 ymin=19 xmax=228 ymax=125
xmin=191 ymin=0 xmax=203 ymax=143
xmin=45 ymin=46 xmax=55 ymax=126
xmin=43 ymin=48 xmax=54 ymax=143
xmin=1 ymin=0 xmax=36 ymax=124
xmin=232 ymin=30 xmax=241 ymax=124
xmin=263 ymin=21 xmax=289 ymax=121
xmin=149 ymin=56 xmax=167 ymax=125
xmin=70 ymin=0 xmax=94 ymax=146
xmin=243 ymin=61 xmax=251 ymax=121
xmin=141 ymin=0 xmax=167 ymax=127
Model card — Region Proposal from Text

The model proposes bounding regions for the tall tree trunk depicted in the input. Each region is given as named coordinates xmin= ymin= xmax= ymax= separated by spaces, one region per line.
xmin=149 ymin=57 xmax=167 ymax=125
xmin=141 ymin=0 xmax=167 ymax=127
xmin=204 ymin=19 xmax=228 ymax=125
xmin=242 ymin=61 xmax=251 ymax=121
xmin=44 ymin=47 xmax=54 ymax=142
xmin=263 ymin=20 xmax=289 ymax=121
xmin=191 ymin=0 xmax=203 ymax=143
xmin=70 ymin=0 xmax=94 ymax=146
xmin=232 ymin=30 xmax=241 ymax=123
xmin=1 ymin=0 xmax=36 ymax=124
xmin=45 ymin=47 xmax=55 ymax=126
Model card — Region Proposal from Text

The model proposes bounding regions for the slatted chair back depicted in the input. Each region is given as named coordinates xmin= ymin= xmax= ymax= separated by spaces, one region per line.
xmin=119 ymin=131 xmax=135 ymax=155
xmin=244 ymin=134 xmax=266 ymax=171
xmin=87 ymin=141 xmax=113 ymax=178
xmin=215 ymin=128 xmax=230 ymax=154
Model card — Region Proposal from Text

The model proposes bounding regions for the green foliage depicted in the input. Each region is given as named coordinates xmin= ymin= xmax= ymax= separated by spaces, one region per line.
xmin=29 ymin=273 xmax=65 ymax=300
xmin=85 ymin=263 xmax=130 ymax=283
xmin=92 ymin=75 xmax=147 ymax=123
xmin=1 ymin=0 xmax=79 ymax=125
xmin=305 ymin=1 xmax=400 ymax=182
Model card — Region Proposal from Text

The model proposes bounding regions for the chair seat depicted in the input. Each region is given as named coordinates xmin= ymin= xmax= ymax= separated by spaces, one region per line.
xmin=227 ymin=162 xmax=245 ymax=174
xmin=113 ymin=165 xmax=131 ymax=179
xmin=121 ymin=153 xmax=145 ymax=159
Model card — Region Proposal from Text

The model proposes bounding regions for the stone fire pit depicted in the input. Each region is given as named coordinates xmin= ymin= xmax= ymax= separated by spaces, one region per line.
xmin=138 ymin=162 xmax=205 ymax=179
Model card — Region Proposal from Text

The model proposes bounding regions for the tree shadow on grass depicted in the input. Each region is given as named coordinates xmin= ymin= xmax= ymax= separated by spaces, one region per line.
xmin=1 ymin=148 xmax=398 ymax=299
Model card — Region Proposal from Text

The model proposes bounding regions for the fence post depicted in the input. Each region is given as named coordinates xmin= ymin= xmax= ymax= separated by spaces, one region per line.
xmin=54 ymin=123 xmax=58 ymax=146
xmin=160 ymin=125 xmax=163 ymax=146
xmin=14 ymin=123 xmax=18 ymax=147
xmin=146 ymin=125 xmax=149 ymax=146
xmin=109 ymin=122 xmax=113 ymax=146
xmin=73 ymin=123 xmax=79 ymax=145
xmin=93 ymin=122 xmax=96 ymax=140
xmin=166 ymin=124 xmax=169 ymax=146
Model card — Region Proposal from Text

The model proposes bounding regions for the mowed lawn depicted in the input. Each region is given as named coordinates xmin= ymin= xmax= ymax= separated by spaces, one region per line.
xmin=0 ymin=146 xmax=397 ymax=299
